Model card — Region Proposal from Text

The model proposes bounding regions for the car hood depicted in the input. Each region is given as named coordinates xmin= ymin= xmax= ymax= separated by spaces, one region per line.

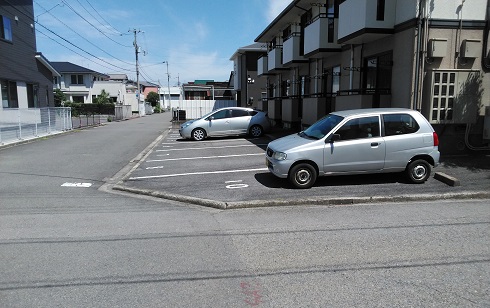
xmin=268 ymin=133 xmax=319 ymax=152
xmin=182 ymin=119 xmax=197 ymax=126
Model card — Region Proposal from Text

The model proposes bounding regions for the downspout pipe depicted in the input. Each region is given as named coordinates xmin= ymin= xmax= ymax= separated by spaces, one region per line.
xmin=482 ymin=0 xmax=490 ymax=70
xmin=413 ymin=0 xmax=424 ymax=110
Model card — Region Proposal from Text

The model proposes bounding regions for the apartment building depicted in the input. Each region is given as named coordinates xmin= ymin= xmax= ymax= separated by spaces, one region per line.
xmin=0 ymin=0 xmax=59 ymax=110
xmin=255 ymin=0 xmax=490 ymax=153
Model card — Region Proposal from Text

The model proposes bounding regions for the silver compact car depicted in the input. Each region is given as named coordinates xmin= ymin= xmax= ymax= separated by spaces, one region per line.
xmin=179 ymin=107 xmax=271 ymax=141
xmin=266 ymin=108 xmax=440 ymax=188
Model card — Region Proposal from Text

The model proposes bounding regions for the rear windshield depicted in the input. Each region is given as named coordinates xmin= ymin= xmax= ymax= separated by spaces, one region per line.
xmin=302 ymin=114 xmax=343 ymax=139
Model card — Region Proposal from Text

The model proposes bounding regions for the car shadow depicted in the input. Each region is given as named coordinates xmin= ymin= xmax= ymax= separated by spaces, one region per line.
xmin=254 ymin=172 xmax=410 ymax=189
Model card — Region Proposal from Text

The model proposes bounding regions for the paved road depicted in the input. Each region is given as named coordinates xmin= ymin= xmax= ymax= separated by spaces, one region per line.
xmin=1 ymin=113 xmax=489 ymax=307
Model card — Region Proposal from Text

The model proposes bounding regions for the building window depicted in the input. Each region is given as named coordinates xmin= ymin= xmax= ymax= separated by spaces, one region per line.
xmin=72 ymin=96 xmax=84 ymax=103
xmin=431 ymin=71 xmax=456 ymax=122
xmin=71 ymin=75 xmax=84 ymax=85
xmin=0 ymin=15 xmax=12 ymax=42
xmin=376 ymin=0 xmax=385 ymax=21
xmin=27 ymin=84 xmax=39 ymax=108
xmin=363 ymin=52 xmax=392 ymax=94
xmin=332 ymin=66 xmax=340 ymax=95
xmin=1 ymin=80 xmax=18 ymax=108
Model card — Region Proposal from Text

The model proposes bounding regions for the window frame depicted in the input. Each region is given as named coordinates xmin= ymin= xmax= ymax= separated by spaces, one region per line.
xmin=1 ymin=15 xmax=13 ymax=42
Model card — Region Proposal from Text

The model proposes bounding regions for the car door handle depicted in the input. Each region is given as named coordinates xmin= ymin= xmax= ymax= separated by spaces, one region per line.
xmin=371 ymin=142 xmax=380 ymax=147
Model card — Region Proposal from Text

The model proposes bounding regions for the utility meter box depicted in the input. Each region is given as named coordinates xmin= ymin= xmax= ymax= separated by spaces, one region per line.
xmin=428 ymin=39 xmax=447 ymax=58
xmin=461 ymin=39 xmax=481 ymax=58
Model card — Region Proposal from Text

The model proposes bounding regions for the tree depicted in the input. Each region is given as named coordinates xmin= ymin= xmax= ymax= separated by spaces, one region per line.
xmin=54 ymin=89 xmax=66 ymax=107
xmin=146 ymin=91 xmax=160 ymax=107
xmin=93 ymin=89 xmax=112 ymax=105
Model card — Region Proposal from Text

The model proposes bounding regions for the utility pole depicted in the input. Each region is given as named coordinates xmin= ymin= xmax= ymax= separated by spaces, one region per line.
xmin=163 ymin=61 xmax=171 ymax=109
xmin=131 ymin=29 xmax=144 ymax=116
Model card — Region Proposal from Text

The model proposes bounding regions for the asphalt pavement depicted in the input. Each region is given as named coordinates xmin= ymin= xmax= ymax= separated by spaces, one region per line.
xmin=3 ymin=112 xmax=489 ymax=209
xmin=110 ymin=115 xmax=490 ymax=209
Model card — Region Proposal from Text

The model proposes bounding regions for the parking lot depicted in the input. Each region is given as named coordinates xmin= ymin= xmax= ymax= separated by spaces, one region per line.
xmin=114 ymin=126 xmax=490 ymax=208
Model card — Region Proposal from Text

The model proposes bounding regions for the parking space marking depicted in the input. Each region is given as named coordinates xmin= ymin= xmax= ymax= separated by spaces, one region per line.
xmin=156 ymin=144 xmax=267 ymax=152
xmin=128 ymin=168 xmax=268 ymax=180
xmin=146 ymin=166 xmax=165 ymax=170
xmin=225 ymin=180 xmax=248 ymax=189
xmin=149 ymin=153 xmax=262 ymax=162
xmin=61 ymin=182 xmax=92 ymax=188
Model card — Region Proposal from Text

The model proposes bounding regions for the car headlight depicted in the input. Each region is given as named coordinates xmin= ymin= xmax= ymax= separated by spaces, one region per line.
xmin=181 ymin=122 xmax=192 ymax=129
xmin=273 ymin=151 xmax=287 ymax=160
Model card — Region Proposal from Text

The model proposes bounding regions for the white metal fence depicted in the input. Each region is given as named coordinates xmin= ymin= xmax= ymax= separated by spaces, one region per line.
xmin=0 ymin=107 xmax=72 ymax=145
xmin=171 ymin=100 xmax=237 ymax=119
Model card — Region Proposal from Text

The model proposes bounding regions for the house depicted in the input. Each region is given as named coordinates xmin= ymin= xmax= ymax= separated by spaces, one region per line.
xmin=51 ymin=62 xmax=109 ymax=104
xmin=182 ymin=80 xmax=234 ymax=101
xmin=229 ymin=43 xmax=268 ymax=109
xmin=159 ymin=86 xmax=182 ymax=110
xmin=0 ymin=1 xmax=59 ymax=111
xmin=253 ymin=0 xmax=490 ymax=153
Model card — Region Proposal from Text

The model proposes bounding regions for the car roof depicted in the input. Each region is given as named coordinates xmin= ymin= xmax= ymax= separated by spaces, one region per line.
xmin=331 ymin=108 xmax=418 ymax=118
xmin=215 ymin=107 xmax=255 ymax=111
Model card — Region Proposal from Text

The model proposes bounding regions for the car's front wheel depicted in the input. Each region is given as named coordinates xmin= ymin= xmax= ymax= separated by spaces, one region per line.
xmin=289 ymin=163 xmax=317 ymax=189
xmin=249 ymin=125 xmax=263 ymax=138
xmin=192 ymin=128 xmax=206 ymax=141
xmin=406 ymin=159 xmax=431 ymax=183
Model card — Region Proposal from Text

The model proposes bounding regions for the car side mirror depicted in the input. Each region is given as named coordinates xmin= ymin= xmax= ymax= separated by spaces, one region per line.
xmin=328 ymin=134 xmax=341 ymax=143
xmin=208 ymin=116 xmax=214 ymax=121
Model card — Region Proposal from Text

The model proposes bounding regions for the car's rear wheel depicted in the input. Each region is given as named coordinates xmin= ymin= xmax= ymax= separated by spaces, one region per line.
xmin=406 ymin=159 xmax=431 ymax=183
xmin=289 ymin=163 xmax=317 ymax=189
xmin=192 ymin=128 xmax=206 ymax=141
xmin=250 ymin=125 xmax=263 ymax=138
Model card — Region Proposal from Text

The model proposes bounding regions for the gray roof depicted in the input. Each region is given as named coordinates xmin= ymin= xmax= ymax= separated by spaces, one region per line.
xmin=51 ymin=62 xmax=107 ymax=77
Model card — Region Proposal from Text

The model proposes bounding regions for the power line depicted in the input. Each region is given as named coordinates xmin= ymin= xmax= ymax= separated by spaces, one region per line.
xmin=36 ymin=29 xmax=134 ymax=73
xmin=34 ymin=1 xmax=134 ymax=66
xmin=36 ymin=21 xmax=133 ymax=72
xmin=83 ymin=0 xmax=124 ymax=36
xmin=72 ymin=0 xmax=121 ymax=36
xmin=60 ymin=0 xmax=132 ymax=48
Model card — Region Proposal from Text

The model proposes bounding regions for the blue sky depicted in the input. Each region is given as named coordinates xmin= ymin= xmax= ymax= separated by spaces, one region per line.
xmin=33 ymin=0 xmax=292 ymax=86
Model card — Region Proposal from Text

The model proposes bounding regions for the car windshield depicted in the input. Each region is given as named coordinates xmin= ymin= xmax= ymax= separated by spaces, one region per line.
xmin=301 ymin=114 xmax=343 ymax=139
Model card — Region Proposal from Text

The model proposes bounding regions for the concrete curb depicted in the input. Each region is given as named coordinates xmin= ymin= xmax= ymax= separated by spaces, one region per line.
xmin=111 ymin=184 xmax=490 ymax=209
xmin=434 ymin=172 xmax=461 ymax=186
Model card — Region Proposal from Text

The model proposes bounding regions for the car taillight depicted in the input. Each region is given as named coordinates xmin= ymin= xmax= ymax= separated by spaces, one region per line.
xmin=433 ymin=132 xmax=439 ymax=146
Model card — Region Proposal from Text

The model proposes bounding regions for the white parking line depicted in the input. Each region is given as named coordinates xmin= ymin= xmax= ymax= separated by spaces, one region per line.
xmin=156 ymin=144 xmax=267 ymax=152
xmin=128 ymin=168 xmax=268 ymax=180
xmin=148 ymin=153 xmax=262 ymax=162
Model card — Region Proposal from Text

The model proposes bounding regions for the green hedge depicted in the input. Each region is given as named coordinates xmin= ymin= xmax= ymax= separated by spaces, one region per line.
xmin=64 ymin=102 xmax=115 ymax=117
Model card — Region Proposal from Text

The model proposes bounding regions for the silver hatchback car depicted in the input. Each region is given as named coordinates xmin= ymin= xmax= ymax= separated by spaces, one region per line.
xmin=179 ymin=107 xmax=271 ymax=141
xmin=266 ymin=108 xmax=440 ymax=188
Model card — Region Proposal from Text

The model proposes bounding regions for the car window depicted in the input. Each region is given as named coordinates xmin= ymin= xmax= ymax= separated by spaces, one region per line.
xmin=335 ymin=116 xmax=380 ymax=141
xmin=211 ymin=109 xmax=230 ymax=120
xmin=231 ymin=109 xmax=250 ymax=117
xmin=303 ymin=114 xmax=343 ymax=139
xmin=383 ymin=113 xmax=420 ymax=136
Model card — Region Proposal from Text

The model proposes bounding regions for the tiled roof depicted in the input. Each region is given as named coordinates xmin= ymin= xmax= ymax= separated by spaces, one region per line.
xmin=51 ymin=62 xmax=106 ymax=76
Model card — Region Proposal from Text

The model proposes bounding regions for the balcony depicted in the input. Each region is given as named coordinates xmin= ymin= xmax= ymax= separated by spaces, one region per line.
xmin=257 ymin=56 xmax=269 ymax=77
xmin=304 ymin=15 xmax=341 ymax=58
xmin=338 ymin=0 xmax=396 ymax=44
xmin=267 ymin=47 xmax=285 ymax=72
xmin=282 ymin=34 xmax=307 ymax=67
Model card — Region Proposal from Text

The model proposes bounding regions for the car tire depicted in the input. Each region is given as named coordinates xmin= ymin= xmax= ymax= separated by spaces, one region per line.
xmin=289 ymin=163 xmax=317 ymax=189
xmin=192 ymin=128 xmax=206 ymax=141
xmin=250 ymin=125 xmax=263 ymax=138
xmin=406 ymin=159 xmax=431 ymax=183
